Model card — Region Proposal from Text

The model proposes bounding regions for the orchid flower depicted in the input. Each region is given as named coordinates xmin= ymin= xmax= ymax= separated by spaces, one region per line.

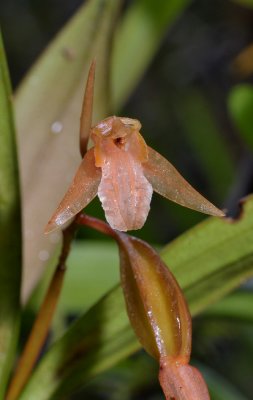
xmin=45 ymin=63 xmax=224 ymax=233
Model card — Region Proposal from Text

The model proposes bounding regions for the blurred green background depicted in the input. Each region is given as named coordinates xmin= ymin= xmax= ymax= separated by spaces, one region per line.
xmin=1 ymin=0 xmax=253 ymax=399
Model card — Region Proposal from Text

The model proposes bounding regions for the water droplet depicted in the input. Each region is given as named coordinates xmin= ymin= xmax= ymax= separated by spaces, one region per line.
xmin=49 ymin=232 xmax=61 ymax=244
xmin=51 ymin=121 xmax=63 ymax=134
xmin=38 ymin=250 xmax=50 ymax=261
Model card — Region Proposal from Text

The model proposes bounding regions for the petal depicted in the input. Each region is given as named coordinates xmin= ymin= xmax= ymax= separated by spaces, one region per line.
xmin=45 ymin=148 xmax=101 ymax=233
xmin=143 ymin=147 xmax=225 ymax=217
xmin=97 ymin=140 xmax=152 ymax=231
xmin=127 ymin=131 xmax=148 ymax=163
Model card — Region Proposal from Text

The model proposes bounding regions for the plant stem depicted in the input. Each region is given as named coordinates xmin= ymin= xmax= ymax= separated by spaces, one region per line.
xmin=5 ymin=222 xmax=77 ymax=400
xmin=76 ymin=214 xmax=118 ymax=239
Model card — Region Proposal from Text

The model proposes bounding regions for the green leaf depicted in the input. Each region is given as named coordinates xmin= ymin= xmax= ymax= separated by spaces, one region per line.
xmin=60 ymin=241 xmax=119 ymax=313
xmin=20 ymin=286 xmax=139 ymax=399
xmin=112 ymin=0 xmax=191 ymax=110
xmin=0 ymin=31 xmax=22 ymax=397
xmin=162 ymin=196 xmax=253 ymax=315
xmin=29 ymin=241 xmax=119 ymax=318
xmin=203 ymin=290 xmax=253 ymax=323
xmin=15 ymin=0 xmax=122 ymax=303
xmin=228 ymin=84 xmax=253 ymax=151
xmin=19 ymin=196 xmax=253 ymax=399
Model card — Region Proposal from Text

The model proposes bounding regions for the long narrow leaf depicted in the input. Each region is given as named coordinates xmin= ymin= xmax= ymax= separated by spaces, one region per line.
xmin=202 ymin=291 xmax=253 ymax=323
xmin=0 ymin=31 xmax=22 ymax=397
xmin=162 ymin=195 xmax=253 ymax=315
xmin=20 ymin=287 xmax=139 ymax=399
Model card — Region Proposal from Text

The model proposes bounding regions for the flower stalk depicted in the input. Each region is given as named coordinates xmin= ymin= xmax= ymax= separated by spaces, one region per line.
xmin=5 ymin=222 xmax=77 ymax=400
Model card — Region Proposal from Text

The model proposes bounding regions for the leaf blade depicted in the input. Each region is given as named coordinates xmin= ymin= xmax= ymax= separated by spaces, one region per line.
xmin=0 ymin=31 xmax=22 ymax=397
xmin=162 ymin=196 xmax=253 ymax=315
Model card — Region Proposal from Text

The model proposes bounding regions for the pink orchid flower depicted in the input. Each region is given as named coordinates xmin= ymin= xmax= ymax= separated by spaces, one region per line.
xmin=45 ymin=63 xmax=224 ymax=233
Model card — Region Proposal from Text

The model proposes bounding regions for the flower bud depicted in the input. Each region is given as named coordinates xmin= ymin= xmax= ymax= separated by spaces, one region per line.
xmin=117 ymin=235 xmax=191 ymax=361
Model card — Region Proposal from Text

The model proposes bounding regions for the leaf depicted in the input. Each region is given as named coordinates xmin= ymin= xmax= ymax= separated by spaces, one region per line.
xmin=29 ymin=241 xmax=119 ymax=317
xmin=162 ymin=196 xmax=253 ymax=315
xmin=19 ymin=195 xmax=253 ymax=399
xmin=20 ymin=286 xmax=139 ymax=400
xmin=228 ymin=84 xmax=253 ymax=151
xmin=60 ymin=241 xmax=119 ymax=313
xmin=203 ymin=290 xmax=253 ymax=323
xmin=14 ymin=0 xmax=122 ymax=302
xmin=0 ymin=31 xmax=22 ymax=397
xmin=111 ymin=0 xmax=192 ymax=110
